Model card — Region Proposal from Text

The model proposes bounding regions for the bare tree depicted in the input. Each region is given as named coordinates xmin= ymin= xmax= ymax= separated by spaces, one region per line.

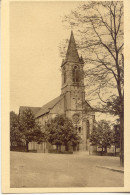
xmin=61 ymin=1 xmax=124 ymax=166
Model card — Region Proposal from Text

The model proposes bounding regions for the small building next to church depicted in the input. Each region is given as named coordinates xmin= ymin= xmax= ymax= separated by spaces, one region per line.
xmin=19 ymin=31 xmax=95 ymax=152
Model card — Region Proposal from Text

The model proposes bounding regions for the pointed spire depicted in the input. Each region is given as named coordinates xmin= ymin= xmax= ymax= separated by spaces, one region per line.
xmin=65 ymin=31 xmax=80 ymax=63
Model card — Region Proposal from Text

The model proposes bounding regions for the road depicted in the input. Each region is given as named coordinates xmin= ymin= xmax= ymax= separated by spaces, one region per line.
xmin=10 ymin=151 xmax=124 ymax=187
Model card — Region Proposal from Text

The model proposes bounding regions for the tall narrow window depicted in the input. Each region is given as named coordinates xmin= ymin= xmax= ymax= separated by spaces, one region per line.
xmin=63 ymin=67 xmax=66 ymax=83
xmin=73 ymin=66 xmax=80 ymax=83
xmin=78 ymin=127 xmax=81 ymax=133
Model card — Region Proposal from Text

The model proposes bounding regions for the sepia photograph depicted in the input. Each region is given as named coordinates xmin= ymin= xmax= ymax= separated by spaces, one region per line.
xmin=9 ymin=0 xmax=124 ymax=188
xmin=3 ymin=0 xmax=130 ymax=192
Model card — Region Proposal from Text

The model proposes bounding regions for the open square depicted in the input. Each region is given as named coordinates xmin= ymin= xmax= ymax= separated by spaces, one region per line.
xmin=10 ymin=151 xmax=124 ymax=188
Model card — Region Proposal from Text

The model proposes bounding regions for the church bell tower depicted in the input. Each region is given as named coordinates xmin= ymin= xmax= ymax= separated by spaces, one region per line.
xmin=61 ymin=31 xmax=85 ymax=119
xmin=60 ymin=31 xmax=95 ymax=151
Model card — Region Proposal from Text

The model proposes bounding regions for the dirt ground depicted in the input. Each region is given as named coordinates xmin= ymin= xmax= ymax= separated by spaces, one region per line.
xmin=10 ymin=151 xmax=124 ymax=188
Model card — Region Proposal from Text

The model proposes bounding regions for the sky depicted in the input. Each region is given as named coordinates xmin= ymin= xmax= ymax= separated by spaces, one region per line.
xmin=10 ymin=1 xmax=81 ymax=113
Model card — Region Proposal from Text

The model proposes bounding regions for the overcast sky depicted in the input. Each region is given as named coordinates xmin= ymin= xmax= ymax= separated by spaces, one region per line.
xmin=10 ymin=1 xmax=81 ymax=113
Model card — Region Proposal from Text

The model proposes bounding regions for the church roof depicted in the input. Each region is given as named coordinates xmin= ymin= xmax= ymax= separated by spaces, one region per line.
xmin=19 ymin=106 xmax=41 ymax=116
xmin=35 ymin=96 xmax=62 ymax=118
xmin=19 ymin=96 xmax=62 ymax=119
xmin=19 ymin=98 xmax=94 ymax=120
xmin=65 ymin=31 xmax=80 ymax=63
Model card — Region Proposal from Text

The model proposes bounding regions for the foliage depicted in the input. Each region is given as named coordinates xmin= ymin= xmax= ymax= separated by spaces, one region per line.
xmin=10 ymin=111 xmax=22 ymax=146
xmin=112 ymin=123 xmax=120 ymax=148
xmin=19 ymin=108 xmax=42 ymax=150
xmin=45 ymin=114 xmax=81 ymax=151
xmin=34 ymin=125 xmax=47 ymax=144
xmin=90 ymin=120 xmax=113 ymax=151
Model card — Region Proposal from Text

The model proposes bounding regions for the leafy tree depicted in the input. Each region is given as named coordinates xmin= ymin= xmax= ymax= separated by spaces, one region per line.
xmin=90 ymin=120 xmax=113 ymax=154
xmin=45 ymin=114 xmax=81 ymax=152
xmin=10 ymin=111 xmax=22 ymax=146
xmin=61 ymin=1 xmax=124 ymax=165
xmin=112 ymin=123 xmax=120 ymax=156
xmin=19 ymin=108 xmax=42 ymax=151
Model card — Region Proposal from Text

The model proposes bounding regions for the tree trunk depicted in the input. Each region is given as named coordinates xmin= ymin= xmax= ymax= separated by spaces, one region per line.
xmin=44 ymin=141 xmax=45 ymax=153
xmin=59 ymin=145 xmax=61 ymax=152
xmin=65 ymin=144 xmax=68 ymax=151
xmin=56 ymin=145 xmax=58 ymax=152
xmin=101 ymin=147 xmax=103 ymax=156
xmin=26 ymin=140 xmax=29 ymax=152
xmin=115 ymin=145 xmax=116 ymax=157
xmin=120 ymin=112 xmax=124 ymax=166
xmin=104 ymin=146 xmax=107 ymax=153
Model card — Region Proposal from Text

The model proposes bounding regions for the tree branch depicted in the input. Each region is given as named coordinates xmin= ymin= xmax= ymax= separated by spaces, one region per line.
xmin=90 ymin=18 xmax=116 ymax=62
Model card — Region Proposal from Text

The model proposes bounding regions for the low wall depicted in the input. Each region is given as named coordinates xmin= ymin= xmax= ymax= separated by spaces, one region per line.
xmin=89 ymin=145 xmax=120 ymax=156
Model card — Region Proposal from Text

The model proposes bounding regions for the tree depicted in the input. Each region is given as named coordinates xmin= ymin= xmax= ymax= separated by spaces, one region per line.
xmin=90 ymin=120 xmax=113 ymax=155
xmin=19 ymin=108 xmax=42 ymax=151
xmin=112 ymin=123 xmax=120 ymax=156
xmin=10 ymin=111 xmax=22 ymax=146
xmin=45 ymin=114 xmax=81 ymax=152
xmin=61 ymin=1 xmax=124 ymax=166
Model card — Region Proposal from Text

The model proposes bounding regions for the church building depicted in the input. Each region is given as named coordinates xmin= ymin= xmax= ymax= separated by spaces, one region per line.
xmin=19 ymin=31 xmax=95 ymax=152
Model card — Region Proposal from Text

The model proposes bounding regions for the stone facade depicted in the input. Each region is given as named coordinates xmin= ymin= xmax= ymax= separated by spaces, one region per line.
xmin=19 ymin=31 xmax=95 ymax=152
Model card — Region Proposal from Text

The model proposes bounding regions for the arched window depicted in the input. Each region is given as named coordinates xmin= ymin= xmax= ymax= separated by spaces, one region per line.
xmin=73 ymin=66 xmax=80 ymax=83
xmin=63 ymin=67 xmax=66 ymax=83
